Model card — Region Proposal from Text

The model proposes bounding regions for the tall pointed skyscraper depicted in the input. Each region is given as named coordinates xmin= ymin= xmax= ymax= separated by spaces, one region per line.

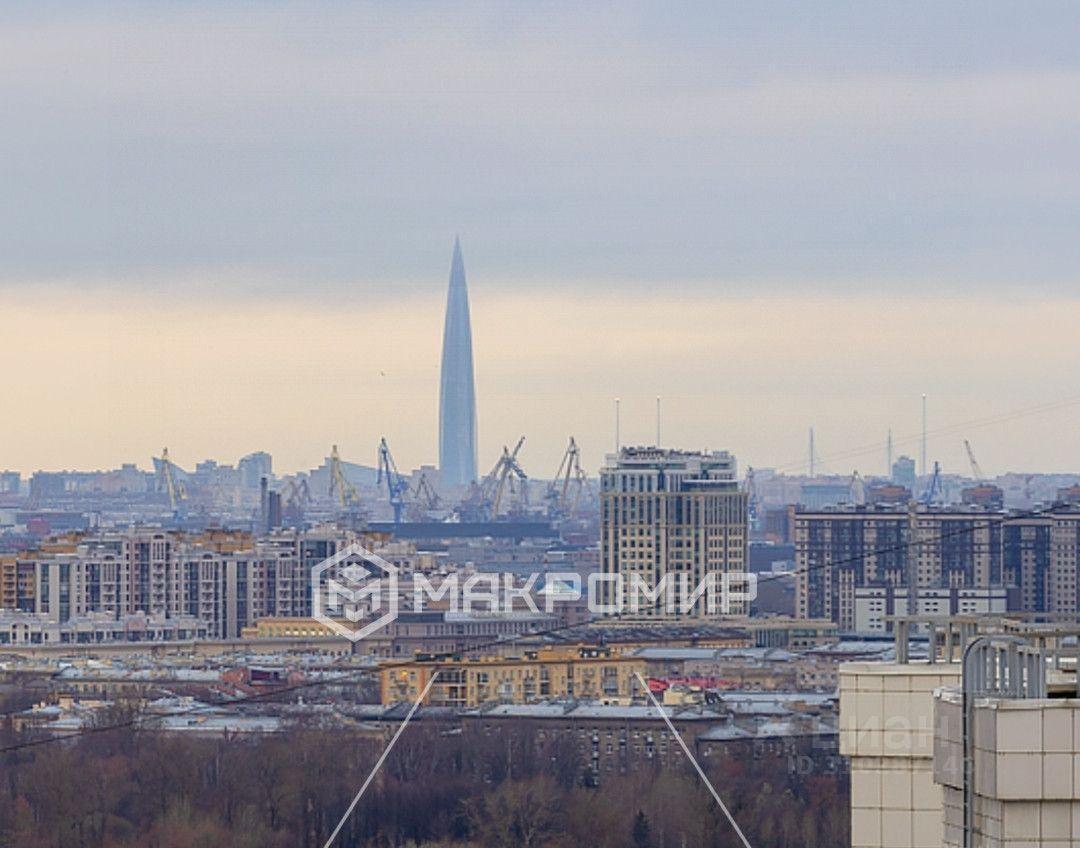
xmin=439 ymin=238 xmax=478 ymax=486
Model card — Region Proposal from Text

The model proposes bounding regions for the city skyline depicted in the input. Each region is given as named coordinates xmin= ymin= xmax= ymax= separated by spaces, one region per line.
xmin=3 ymin=289 xmax=1080 ymax=478
xmin=5 ymin=5 xmax=1080 ymax=847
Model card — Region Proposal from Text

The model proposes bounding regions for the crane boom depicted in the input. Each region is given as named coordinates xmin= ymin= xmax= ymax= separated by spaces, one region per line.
xmin=329 ymin=444 xmax=361 ymax=510
xmin=547 ymin=437 xmax=584 ymax=519
xmin=963 ymin=439 xmax=985 ymax=483
xmin=376 ymin=437 xmax=409 ymax=523
xmin=920 ymin=460 xmax=942 ymax=504
xmin=490 ymin=436 xmax=526 ymax=516
xmin=412 ymin=471 xmax=441 ymax=510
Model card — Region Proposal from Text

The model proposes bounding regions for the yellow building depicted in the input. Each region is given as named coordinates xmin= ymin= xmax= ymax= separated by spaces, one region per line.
xmin=241 ymin=616 xmax=344 ymax=639
xmin=380 ymin=647 xmax=648 ymax=707
xmin=192 ymin=528 xmax=254 ymax=553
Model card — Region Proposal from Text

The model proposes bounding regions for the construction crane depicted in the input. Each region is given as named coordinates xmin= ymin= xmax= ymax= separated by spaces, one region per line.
xmin=920 ymin=460 xmax=942 ymax=505
xmin=963 ymin=439 xmax=986 ymax=483
xmin=547 ymin=437 xmax=586 ymax=519
xmin=328 ymin=445 xmax=361 ymax=511
xmin=156 ymin=448 xmax=187 ymax=516
xmin=376 ymin=437 xmax=409 ymax=523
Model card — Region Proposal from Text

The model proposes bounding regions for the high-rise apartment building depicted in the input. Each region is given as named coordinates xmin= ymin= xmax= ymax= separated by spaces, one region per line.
xmin=995 ymin=509 xmax=1080 ymax=614
xmin=600 ymin=447 xmax=748 ymax=620
xmin=842 ymin=622 xmax=1080 ymax=848
xmin=794 ymin=505 xmax=1007 ymax=631
xmin=795 ymin=505 xmax=1080 ymax=630
xmin=16 ymin=527 xmax=370 ymax=640
xmin=1002 ymin=515 xmax=1052 ymax=614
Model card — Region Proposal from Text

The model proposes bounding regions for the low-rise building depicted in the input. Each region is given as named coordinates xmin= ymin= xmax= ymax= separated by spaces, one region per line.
xmin=0 ymin=610 xmax=208 ymax=645
xmin=380 ymin=647 xmax=648 ymax=707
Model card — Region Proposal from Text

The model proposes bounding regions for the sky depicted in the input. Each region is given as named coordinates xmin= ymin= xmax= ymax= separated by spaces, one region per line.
xmin=3 ymin=2 xmax=1080 ymax=478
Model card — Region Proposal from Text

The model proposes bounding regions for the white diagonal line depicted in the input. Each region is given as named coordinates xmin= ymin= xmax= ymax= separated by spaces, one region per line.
xmin=323 ymin=670 xmax=440 ymax=848
xmin=634 ymin=671 xmax=754 ymax=848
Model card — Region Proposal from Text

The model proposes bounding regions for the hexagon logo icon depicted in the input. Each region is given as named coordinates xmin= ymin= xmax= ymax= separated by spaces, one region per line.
xmin=311 ymin=542 xmax=399 ymax=642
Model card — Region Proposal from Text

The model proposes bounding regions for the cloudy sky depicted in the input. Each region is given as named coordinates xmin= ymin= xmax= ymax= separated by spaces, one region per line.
xmin=3 ymin=2 xmax=1080 ymax=477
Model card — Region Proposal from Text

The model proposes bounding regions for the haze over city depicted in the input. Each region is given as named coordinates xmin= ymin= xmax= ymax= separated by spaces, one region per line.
xmin=8 ymin=5 xmax=1080 ymax=848
xmin=4 ymin=2 xmax=1080 ymax=475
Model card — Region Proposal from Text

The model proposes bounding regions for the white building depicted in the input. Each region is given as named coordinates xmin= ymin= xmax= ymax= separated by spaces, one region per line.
xmin=854 ymin=586 xmax=1010 ymax=633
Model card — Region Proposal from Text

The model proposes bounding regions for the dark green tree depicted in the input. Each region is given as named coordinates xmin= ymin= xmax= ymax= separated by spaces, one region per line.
xmin=632 ymin=809 xmax=652 ymax=848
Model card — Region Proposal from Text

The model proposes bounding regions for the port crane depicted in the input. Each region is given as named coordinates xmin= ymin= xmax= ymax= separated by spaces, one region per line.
xmin=281 ymin=477 xmax=312 ymax=525
xmin=490 ymin=437 xmax=528 ymax=516
xmin=458 ymin=437 xmax=528 ymax=520
xmin=376 ymin=437 xmax=409 ymax=523
xmin=328 ymin=445 xmax=362 ymax=511
xmin=155 ymin=448 xmax=187 ymax=516
xmin=919 ymin=460 xmax=943 ymax=505
xmin=547 ymin=437 xmax=586 ymax=519
xmin=488 ymin=436 xmax=524 ymax=516
xmin=411 ymin=470 xmax=441 ymax=514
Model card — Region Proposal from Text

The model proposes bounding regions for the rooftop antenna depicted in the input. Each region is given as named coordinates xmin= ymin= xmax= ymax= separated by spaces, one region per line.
xmin=809 ymin=427 xmax=816 ymax=477
xmin=921 ymin=394 xmax=927 ymax=477
xmin=615 ymin=398 xmax=621 ymax=454
xmin=656 ymin=396 xmax=661 ymax=446
xmin=887 ymin=428 xmax=893 ymax=477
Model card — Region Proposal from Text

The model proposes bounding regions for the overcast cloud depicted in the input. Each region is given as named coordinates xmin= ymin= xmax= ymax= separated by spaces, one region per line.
xmin=4 ymin=2 xmax=1080 ymax=476
xmin=3 ymin=1 xmax=1080 ymax=294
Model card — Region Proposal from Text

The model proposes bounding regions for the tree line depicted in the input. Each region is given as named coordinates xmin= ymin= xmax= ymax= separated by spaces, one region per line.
xmin=0 ymin=715 xmax=848 ymax=847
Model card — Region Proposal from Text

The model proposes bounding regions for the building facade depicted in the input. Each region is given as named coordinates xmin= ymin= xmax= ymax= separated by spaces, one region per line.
xmin=11 ymin=526 xmax=380 ymax=639
xmin=795 ymin=506 xmax=1080 ymax=631
xmin=600 ymin=447 xmax=748 ymax=621
xmin=853 ymin=586 xmax=1009 ymax=633
xmin=794 ymin=506 xmax=1015 ymax=631
xmin=380 ymin=647 xmax=647 ymax=707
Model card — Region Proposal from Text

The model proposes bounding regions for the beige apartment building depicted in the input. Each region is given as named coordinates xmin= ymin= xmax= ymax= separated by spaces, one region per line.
xmin=11 ymin=526 xmax=405 ymax=640
xmin=380 ymin=647 xmax=647 ymax=707
xmin=600 ymin=447 xmax=748 ymax=621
